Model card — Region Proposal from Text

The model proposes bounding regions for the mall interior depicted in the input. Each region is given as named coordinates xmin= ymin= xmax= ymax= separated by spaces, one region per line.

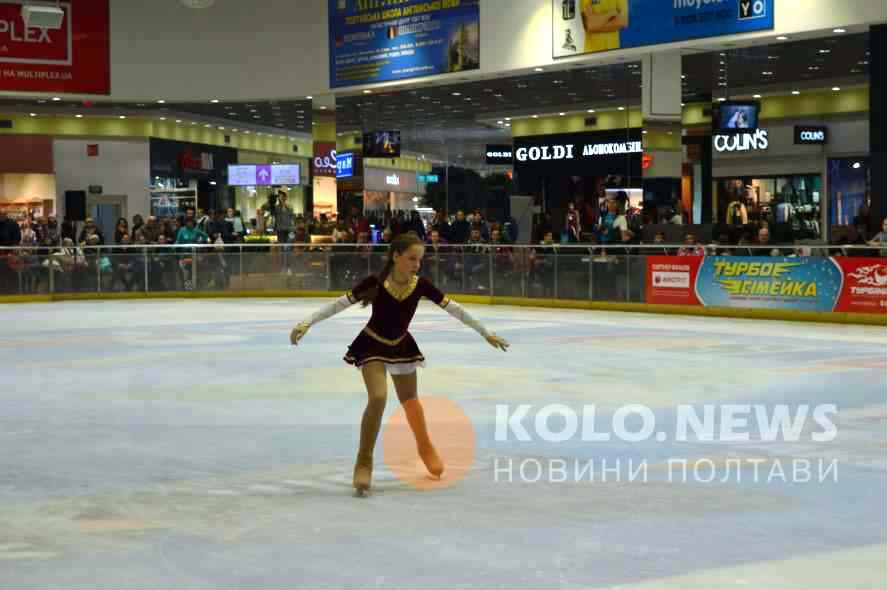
xmin=1 ymin=2 xmax=887 ymax=588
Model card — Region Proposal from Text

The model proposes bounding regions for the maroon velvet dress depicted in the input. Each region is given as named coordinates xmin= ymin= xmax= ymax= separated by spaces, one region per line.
xmin=344 ymin=275 xmax=449 ymax=370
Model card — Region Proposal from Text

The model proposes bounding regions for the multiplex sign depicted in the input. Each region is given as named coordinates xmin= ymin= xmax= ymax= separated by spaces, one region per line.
xmin=0 ymin=0 xmax=110 ymax=94
xmin=714 ymin=129 xmax=769 ymax=153
xmin=515 ymin=141 xmax=642 ymax=162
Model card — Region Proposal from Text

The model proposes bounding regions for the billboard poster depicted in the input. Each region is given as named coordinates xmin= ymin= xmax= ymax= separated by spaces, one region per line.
xmin=329 ymin=0 xmax=479 ymax=88
xmin=553 ymin=0 xmax=774 ymax=59
xmin=647 ymin=255 xmax=887 ymax=315
xmin=0 ymin=0 xmax=110 ymax=94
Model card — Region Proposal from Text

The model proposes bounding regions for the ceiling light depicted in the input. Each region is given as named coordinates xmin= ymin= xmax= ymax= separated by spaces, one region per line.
xmin=753 ymin=94 xmax=762 ymax=98
xmin=832 ymin=86 xmax=841 ymax=92
xmin=777 ymin=35 xmax=788 ymax=40
xmin=833 ymin=28 xmax=846 ymax=33
xmin=205 ymin=124 xmax=211 ymax=127
xmin=792 ymin=90 xmax=800 ymax=95
xmin=210 ymin=99 xmax=220 ymax=103
xmin=52 ymin=97 xmax=61 ymax=101
xmin=218 ymin=126 xmax=225 ymax=130
xmin=75 ymin=114 xmax=83 ymax=118
xmin=534 ymin=67 xmax=544 ymax=72
xmin=618 ymin=106 xmax=625 ymax=111
xmin=642 ymin=130 xmax=647 ymax=134
xmin=245 ymin=130 xmax=251 ymax=134
xmin=306 ymin=96 xmax=313 ymax=100
xmin=156 ymin=99 xmax=166 ymax=104
xmin=559 ymin=112 xmax=565 ymax=116
xmin=320 ymin=105 xmax=327 ymax=109
xmin=681 ymin=103 xmax=685 ymax=107
xmin=191 ymin=121 xmax=197 ymax=125
xmin=681 ymin=74 xmax=686 ymax=80
xmin=29 ymin=113 xmax=36 ymax=117
xmin=505 ymin=117 xmax=511 ymax=121
xmin=717 ymin=97 xmax=726 ymax=102
xmin=762 ymin=71 xmax=773 ymax=76
xmin=451 ymin=92 xmax=461 ymax=96
xmin=363 ymin=90 xmax=372 ymax=94
xmin=159 ymin=117 xmax=166 ymax=121
xmin=497 ymin=120 xmax=504 ymax=124
xmin=119 ymin=115 xmax=127 ymax=119
xmin=819 ymin=49 xmax=831 ymax=54
xmin=852 ymin=162 xmax=862 ymax=169
xmin=587 ymin=109 xmax=595 ymax=113
xmin=505 ymin=123 xmax=511 ymax=127
xmin=175 ymin=119 xmax=182 ymax=123
xmin=532 ymin=114 xmax=539 ymax=119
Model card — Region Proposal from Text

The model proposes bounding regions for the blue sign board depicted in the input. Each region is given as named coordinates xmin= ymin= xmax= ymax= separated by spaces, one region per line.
xmin=336 ymin=151 xmax=355 ymax=178
xmin=553 ymin=0 xmax=775 ymax=58
xmin=329 ymin=0 xmax=480 ymax=88
xmin=418 ymin=174 xmax=439 ymax=183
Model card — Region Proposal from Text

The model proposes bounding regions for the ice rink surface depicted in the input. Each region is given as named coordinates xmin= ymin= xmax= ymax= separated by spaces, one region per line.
xmin=2 ymin=298 xmax=887 ymax=589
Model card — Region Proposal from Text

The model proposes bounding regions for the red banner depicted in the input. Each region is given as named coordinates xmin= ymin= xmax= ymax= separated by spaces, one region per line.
xmin=312 ymin=142 xmax=337 ymax=177
xmin=833 ymin=258 xmax=887 ymax=314
xmin=0 ymin=0 xmax=109 ymax=94
xmin=646 ymin=255 xmax=703 ymax=306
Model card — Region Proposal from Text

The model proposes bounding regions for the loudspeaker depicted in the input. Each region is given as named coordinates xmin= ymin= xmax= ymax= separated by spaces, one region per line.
xmin=65 ymin=190 xmax=87 ymax=221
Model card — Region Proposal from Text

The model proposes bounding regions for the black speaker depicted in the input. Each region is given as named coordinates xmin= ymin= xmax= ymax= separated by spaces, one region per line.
xmin=65 ymin=190 xmax=86 ymax=221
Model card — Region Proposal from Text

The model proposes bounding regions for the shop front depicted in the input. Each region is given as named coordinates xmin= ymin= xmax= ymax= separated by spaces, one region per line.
xmin=231 ymin=150 xmax=307 ymax=228
xmin=312 ymin=142 xmax=338 ymax=220
xmin=363 ymin=167 xmax=421 ymax=215
xmin=149 ymin=138 xmax=237 ymax=218
xmin=0 ymin=136 xmax=56 ymax=221
xmin=712 ymin=117 xmax=869 ymax=243
xmin=513 ymin=129 xmax=643 ymax=242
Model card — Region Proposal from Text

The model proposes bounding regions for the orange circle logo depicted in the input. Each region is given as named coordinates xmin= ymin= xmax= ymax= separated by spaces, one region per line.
xmin=382 ymin=396 xmax=476 ymax=491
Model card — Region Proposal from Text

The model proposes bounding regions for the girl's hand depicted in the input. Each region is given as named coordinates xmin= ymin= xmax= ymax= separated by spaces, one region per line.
xmin=290 ymin=323 xmax=310 ymax=346
xmin=486 ymin=333 xmax=510 ymax=352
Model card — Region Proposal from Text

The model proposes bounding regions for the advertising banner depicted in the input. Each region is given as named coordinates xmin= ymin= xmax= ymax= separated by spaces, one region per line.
xmin=227 ymin=164 xmax=302 ymax=187
xmin=0 ymin=0 xmax=110 ymax=94
xmin=833 ymin=258 xmax=887 ymax=314
xmin=313 ymin=142 xmax=337 ymax=177
xmin=647 ymin=256 xmax=887 ymax=315
xmin=647 ymin=255 xmax=703 ymax=306
xmin=329 ymin=0 xmax=479 ymax=88
xmin=553 ymin=0 xmax=774 ymax=59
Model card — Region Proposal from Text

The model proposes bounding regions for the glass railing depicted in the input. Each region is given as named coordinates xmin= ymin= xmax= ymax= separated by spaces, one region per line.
xmin=0 ymin=243 xmax=883 ymax=301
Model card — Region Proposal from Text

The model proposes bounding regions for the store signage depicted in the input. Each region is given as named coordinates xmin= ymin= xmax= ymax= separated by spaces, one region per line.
xmin=227 ymin=164 xmax=301 ymax=186
xmin=0 ymin=0 xmax=110 ymax=94
xmin=642 ymin=153 xmax=654 ymax=170
xmin=553 ymin=0 xmax=774 ymax=59
xmin=386 ymin=173 xmax=400 ymax=187
xmin=336 ymin=151 xmax=355 ymax=178
xmin=794 ymin=126 xmax=828 ymax=145
xmin=329 ymin=0 xmax=480 ymax=88
xmin=485 ymin=145 xmax=514 ymax=165
xmin=516 ymin=141 xmax=642 ymax=162
xmin=418 ymin=174 xmax=439 ymax=183
xmin=714 ymin=129 xmax=769 ymax=153
xmin=312 ymin=142 xmax=337 ymax=177
xmin=364 ymin=167 xmax=419 ymax=193
xmin=178 ymin=149 xmax=215 ymax=171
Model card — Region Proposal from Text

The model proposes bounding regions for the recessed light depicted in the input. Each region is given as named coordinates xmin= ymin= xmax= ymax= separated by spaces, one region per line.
xmin=832 ymin=86 xmax=841 ymax=92
xmin=618 ymin=106 xmax=625 ymax=111
xmin=819 ymin=49 xmax=831 ymax=54
xmin=191 ymin=121 xmax=197 ymax=125
xmin=681 ymin=74 xmax=686 ymax=79
xmin=156 ymin=99 xmax=166 ymax=104
xmin=320 ymin=105 xmax=327 ymax=109
xmin=497 ymin=120 xmax=504 ymax=124
xmin=52 ymin=97 xmax=61 ymax=101
xmin=210 ymin=99 xmax=220 ymax=103
xmin=451 ymin=92 xmax=461 ymax=96
xmin=175 ymin=119 xmax=182 ymax=123
xmin=534 ymin=67 xmax=544 ymax=72
xmin=833 ymin=28 xmax=846 ymax=33
xmin=753 ymin=94 xmax=762 ymax=98
xmin=75 ymin=114 xmax=83 ymax=118
xmin=559 ymin=112 xmax=566 ymax=116
xmin=792 ymin=90 xmax=800 ymax=95
xmin=505 ymin=123 xmax=511 ymax=127
xmin=218 ymin=126 xmax=225 ymax=130
xmin=681 ymin=103 xmax=685 ymax=107
xmin=205 ymin=124 xmax=211 ymax=127
xmin=119 ymin=115 xmax=127 ymax=119
xmin=762 ymin=71 xmax=773 ymax=76
xmin=777 ymin=35 xmax=788 ymax=41
xmin=505 ymin=117 xmax=511 ymax=121
xmin=587 ymin=109 xmax=595 ymax=113
xmin=159 ymin=117 xmax=166 ymax=121
xmin=532 ymin=114 xmax=539 ymax=119
xmin=29 ymin=113 xmax=37 ymax=117
xmin=37 ymin=99 xmax=46 ymax=104
xmin=717 ymin=98 xmax=726 ymax=102
xmin=363 ymin=90 xmax=372 ymax=94
xmin=306 ymin=95 xmax=313 ymax=100
xmin=852 ymin=162 xmax=862 ymax=169
xmin=245 ymin=130 xmax=251 ymax=134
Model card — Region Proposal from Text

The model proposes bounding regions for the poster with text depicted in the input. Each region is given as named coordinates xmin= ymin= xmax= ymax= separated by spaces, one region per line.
xmin=329 ymin=0 xmax=479 ymax=88
xmin=646 ymin=255 xmax=703 ymax=306
xmin=553 ymin=0 xmax=774 ymax=59
xmin=0 ymin=0 xmax=109 ymax=94
xmin=833 ymin=258 xmax=887 ymax=314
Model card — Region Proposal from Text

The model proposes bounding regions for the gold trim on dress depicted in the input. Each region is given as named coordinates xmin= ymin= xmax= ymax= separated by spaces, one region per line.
xmin=345 ymin=354 xmax=426 ymax=366
xmin=363 ymin=326 xmax=408 ymax=346
xmin=440 ymin=296 xmax=450 ymax=308
xmin=383 ymin=275 xmax=418 ymax=302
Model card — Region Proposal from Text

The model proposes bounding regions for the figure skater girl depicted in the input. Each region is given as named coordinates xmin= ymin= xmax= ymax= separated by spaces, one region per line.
xmin=290 ymin=232 xmax=509 ymax=495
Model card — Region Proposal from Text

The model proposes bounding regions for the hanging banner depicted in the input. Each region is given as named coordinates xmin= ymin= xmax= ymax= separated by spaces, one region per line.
xmin=647 ymin=255 xmax=886 ymax=315
xmin=553 ymin=0 xmax=774 ymax=59
xmin=329 ymin=0 xmax=479 ymax=88
xmin=0 ymin=0 xmax=110 ymax=94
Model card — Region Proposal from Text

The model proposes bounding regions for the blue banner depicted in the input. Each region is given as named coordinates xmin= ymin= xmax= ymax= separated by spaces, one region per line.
xmin=329 ymin=0 xmax=479 ymax=88
xmin=695 ymin=257 xmax=843 ymax=312
xmin=553 ymin=0 xmax=774 ymax=58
